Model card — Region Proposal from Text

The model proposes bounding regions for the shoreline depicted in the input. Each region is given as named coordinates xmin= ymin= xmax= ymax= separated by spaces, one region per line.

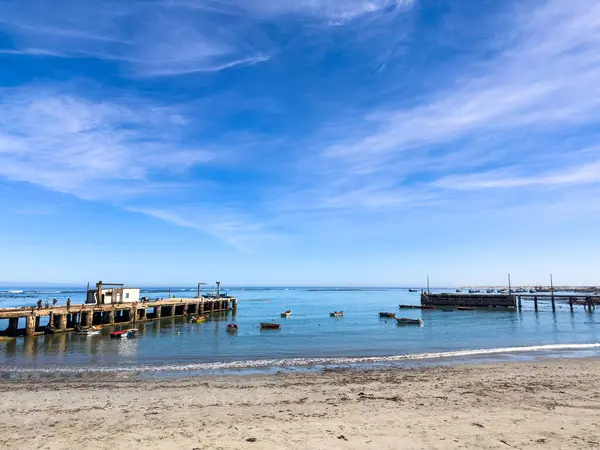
xmin=1 ymin=342 xmax=599 ymax=377
xmin=1 ymin=358 xmax=599 ymax=449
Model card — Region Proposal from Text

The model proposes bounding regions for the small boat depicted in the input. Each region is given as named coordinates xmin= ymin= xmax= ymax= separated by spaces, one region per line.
xmin=379 ymin=312 xmax=396 ymax=318
xmin=420 ymin=305 xmax=436 ymax=310
xmin=441 ymin=308 xmax=454 ymax=312
xmin=226 ymin=324 xmax=238 ymax=333
xmin=77 ymin=329 xmax=101 ymax=336
xmin=280 ymin=310 xmax=292 ymax=318
xmin=408 ymin=289 xmax=418 ymax=293
xmin=191 ymin=315 xmax=208 ymax=323
xmin=396 ymin=318 xmax=424 ymax=326
xmin=110 ymin=330 xmax=128 ymax=339
xmin=260 ymin=322 xmax=280 ymax=329
xmin=457 ymin=306 xmax=474 ymax=311
xmin=126 ymin=328 xmax=138 ymax=338
xmin=456 ymin=289 xmax=462 ymax=293
xmin=330 ymin=311 xmax=344 ymax=317
xmin=399 ymin=304 xmax=417 ymax=309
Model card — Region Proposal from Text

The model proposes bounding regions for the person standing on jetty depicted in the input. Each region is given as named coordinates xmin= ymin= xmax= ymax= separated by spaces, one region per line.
xmin=37 ymin=299 xmax=42 ymax=310
xmin=66 ymin=298 xmax=71 ymax=311
xmin=53 ymin=298 xmax=57 ymax=307
xmin=45 ymin=299 xmax=49 ymax=309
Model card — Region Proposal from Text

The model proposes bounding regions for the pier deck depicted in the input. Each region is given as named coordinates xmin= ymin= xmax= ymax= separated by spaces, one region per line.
xmin=0 ymin=297 xmax=237 ymax=337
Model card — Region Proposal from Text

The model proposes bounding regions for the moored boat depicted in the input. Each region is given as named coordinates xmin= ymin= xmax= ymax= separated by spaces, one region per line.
xmin=126 ymin=328 xmax=138 ymax=338
xmin=396 ymin=318 xmax=424 ymax=326
xmin=379 ymin=312 xmax=396 ymax=318
xmin=191 ymin=315 xmax=208 ymax=323
xmin=457 ymin=306 xmax=474 ymax=311
xmin=77 ymin=329 xmax=101 ymax=336
xmin=226 ymin=323 xmax=238 ymax=333
xmin=110 ymin=330 xmax=128 ymax=338
xmin=280 ymin=310 xmax=292 ymax=318
xmin=330 ymin=311 xmax=343 ymax=317
xmin=260 ymin=322 xmax=280 ymax=329
xmin=408 ymin=289 xmax=418 ymax=292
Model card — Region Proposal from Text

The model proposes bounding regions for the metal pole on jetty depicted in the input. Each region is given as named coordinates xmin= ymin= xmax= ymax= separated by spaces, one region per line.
xmin=550 ymin=274 xmax=556 ymax=312
xmin=427 ymin=275 xmax=430 ymax=294
xmin=510 ymin=273 xmax=521 ymax=310
xmin=197 ymin=282 xmax=207 ymax=299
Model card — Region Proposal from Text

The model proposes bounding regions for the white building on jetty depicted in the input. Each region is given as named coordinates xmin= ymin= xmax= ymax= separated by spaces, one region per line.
xmin=85 ymin=281 xmax=140 ymax=305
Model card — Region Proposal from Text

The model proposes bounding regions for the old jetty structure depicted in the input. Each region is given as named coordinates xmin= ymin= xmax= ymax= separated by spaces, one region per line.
xmin=0 ymin=281 xmax=237 ymax=337
xmin=421 ymin=292 xmax=517 ymax=309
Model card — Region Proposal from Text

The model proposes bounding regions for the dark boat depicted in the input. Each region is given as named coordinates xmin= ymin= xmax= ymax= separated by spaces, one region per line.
xmin=457 ymin=306 xmax=474 ymax=311
xmin=226 ymin=324 xmax=238 ymax=333
xmin=408 ymin=289 xmax=418 ymax=293
xmin=396 ymin=318 xmax=424 ymax=326
xmin=379 ymin=312 xmax=396 ymax=318
xmin=260 ymin=322 xmax=280 ymax=329
xmin=420 ymin=305 xmax=436 ymax=310
xmin=280 ymin=310 xmax=292 ymax=318
xmin=330 ymin=311 xmax=343 ymax=317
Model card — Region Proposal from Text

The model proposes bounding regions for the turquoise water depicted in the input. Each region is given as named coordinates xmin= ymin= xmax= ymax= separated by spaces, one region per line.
xmin=1 ymin=287 xmax=599 ymax=373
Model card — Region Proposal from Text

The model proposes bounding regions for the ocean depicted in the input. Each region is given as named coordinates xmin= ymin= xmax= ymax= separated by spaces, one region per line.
xmin=1 ymin=286 xmax=599 ymax=375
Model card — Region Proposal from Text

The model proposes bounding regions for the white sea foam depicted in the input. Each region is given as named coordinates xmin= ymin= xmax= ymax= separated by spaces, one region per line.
xmin=2 ymin=343 xmax=599 ymax=374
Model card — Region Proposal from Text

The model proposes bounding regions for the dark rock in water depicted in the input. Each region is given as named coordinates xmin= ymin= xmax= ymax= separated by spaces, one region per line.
xmin=246 ymin=437 xmax=257 ymax=443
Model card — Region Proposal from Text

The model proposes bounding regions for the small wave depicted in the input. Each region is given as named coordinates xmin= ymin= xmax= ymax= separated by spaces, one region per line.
xmin=2 ymin=343 xmax=598 ymax=374
xmin=8 ymin=290 xmax=24 ymax=294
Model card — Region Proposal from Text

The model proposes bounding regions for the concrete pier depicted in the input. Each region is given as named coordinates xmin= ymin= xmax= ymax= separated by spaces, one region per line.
xmin=0 ymin=297 xmax=237 ymax=337
xmin=421 ymin=292 xmax=517 ymax=308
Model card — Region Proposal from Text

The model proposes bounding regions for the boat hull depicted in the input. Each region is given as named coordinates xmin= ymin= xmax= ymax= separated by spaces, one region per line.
xmin=396 ymin=318 xmax=424 ymax=326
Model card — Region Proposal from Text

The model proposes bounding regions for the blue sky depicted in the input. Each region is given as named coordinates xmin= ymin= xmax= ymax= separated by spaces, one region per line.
xmin=0 ymin=0 xmax=599 ymax=287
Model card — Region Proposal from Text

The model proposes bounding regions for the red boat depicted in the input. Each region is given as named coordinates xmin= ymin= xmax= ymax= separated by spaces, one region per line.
xmin=110 ymin=330 xmax=128 ymax=338
xmin=260 ymin=322 xmax=280 ymax=329
xmin=226 ymin=324 xmax=238 ymax=332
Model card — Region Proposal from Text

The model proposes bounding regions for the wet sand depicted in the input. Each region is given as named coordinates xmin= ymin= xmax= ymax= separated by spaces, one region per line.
xmin=0 ymin=358 xmax=599 ymax=449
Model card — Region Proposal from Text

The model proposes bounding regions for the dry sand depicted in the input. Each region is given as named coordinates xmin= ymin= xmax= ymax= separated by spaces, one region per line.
xmin=0 ymin=358 xmax=599 ymax=449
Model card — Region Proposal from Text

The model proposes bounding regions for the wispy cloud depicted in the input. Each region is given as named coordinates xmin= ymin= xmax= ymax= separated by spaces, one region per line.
xmin=302 ymin=0 xmax=600 ymax=216
xmin=437 ymin=160 xmax=600 ymax=190
xmin=0 ymin=0 xmax=413 ymax=77
xmin=0 ymin=48 xmax=68 ymax=57
xmin=0 ymin=84 xmax=277 ymax=248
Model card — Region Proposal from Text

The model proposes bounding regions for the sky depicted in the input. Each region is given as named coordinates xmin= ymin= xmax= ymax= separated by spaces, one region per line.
xmin=0 ymin=0 xmax=599 ymax=287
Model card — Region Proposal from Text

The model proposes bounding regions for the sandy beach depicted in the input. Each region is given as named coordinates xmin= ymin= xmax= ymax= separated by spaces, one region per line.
xmin=0 ymin=358 xmax=599 ymax=449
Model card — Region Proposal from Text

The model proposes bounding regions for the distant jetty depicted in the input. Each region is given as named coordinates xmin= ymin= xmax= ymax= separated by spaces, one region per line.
xmin=0 ymin=280 xmax=237 ymax=337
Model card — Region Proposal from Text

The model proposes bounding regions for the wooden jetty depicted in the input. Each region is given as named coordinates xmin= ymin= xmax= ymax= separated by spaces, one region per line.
xmin=0 ymin=297 xmax=237 ymax=337
xmin=421 ymin=292 xmax=516 ymax=309
xmin=515 ymin=294 xmax=598 ymax=311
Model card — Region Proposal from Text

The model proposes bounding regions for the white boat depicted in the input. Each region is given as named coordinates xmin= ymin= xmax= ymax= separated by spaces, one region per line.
xmin=77 ymin=329 xmax=100 ymax=336
xmin=281 ymin=310 xmax=292 ymax=318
